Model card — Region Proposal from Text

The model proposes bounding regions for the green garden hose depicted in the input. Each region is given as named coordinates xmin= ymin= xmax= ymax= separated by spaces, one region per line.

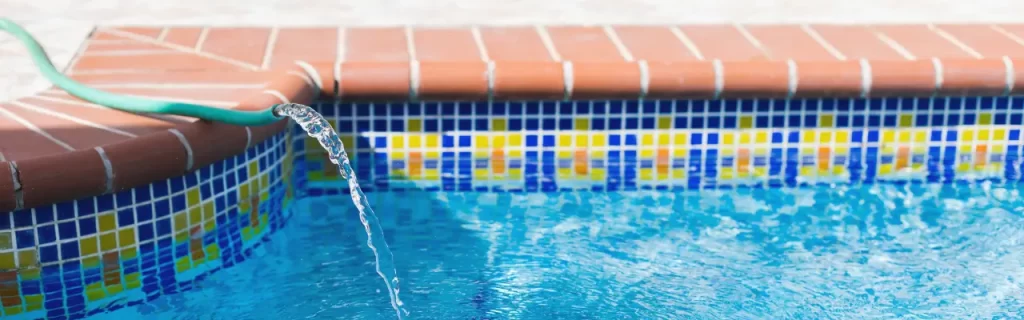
xmin=0 ymin=18 xmax=283 ymax=126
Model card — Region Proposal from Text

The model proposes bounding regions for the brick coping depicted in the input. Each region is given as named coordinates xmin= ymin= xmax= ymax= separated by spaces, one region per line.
xmin=4 ymin=23 xmax=1024 ymax=211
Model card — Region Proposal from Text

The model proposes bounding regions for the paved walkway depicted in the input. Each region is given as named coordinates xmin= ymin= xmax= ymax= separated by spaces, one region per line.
xmin=2 ymin=0 xmax=1022 ymax=101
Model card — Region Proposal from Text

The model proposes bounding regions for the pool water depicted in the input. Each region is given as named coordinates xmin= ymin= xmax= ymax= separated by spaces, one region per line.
xmin=94 ymin=183 xmax=1024 ymax=319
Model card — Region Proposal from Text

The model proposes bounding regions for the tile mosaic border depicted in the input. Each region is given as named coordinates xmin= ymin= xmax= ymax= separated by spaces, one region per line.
xmin=300 ymin=97 xmax=1024 ymax=194
xmin=0 ymin=129 xmax=294 ymax=319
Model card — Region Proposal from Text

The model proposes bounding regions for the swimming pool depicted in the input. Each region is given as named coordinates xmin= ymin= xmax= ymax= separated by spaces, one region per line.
xmin=89 ymin=183 xmax=1024 ymax=319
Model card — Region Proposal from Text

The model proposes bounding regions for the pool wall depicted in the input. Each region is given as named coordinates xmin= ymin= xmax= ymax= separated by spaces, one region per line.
xmin=3 ymin=24 xmax=1024 ymax=320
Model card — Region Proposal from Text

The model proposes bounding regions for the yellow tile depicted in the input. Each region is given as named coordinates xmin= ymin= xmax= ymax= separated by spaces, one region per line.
xmin=739 ymin=115 xmax=754 ymax=129
xmin=0 ymin=252 xmax=13 ymax=270
xmin=978 ymin=129 xmax=991 ymax=141
xmin=674 ymin=133 xmax=688 ymax=145
xmin=476 ymin=136 xmax=490 ymax=149
xmin=493 ymin=135 xmax=506 ymax=148
xmin=882 ymin=131 xmax=895 ymax=143
xmin=819 ymin=131 xmax=832 ymax=143
xmin=979 ymin=113 xmax=993 ymax=125
xmin=558 ymin=134 xmax=573 ymax=147
xmin=801 ymin=131 xmax=815 ymax=143
xmin=590 ymin=168 xmax=606 ymax=181
xmin=100 ymin=232 xmax=117 ymax=251
xmin=4 ymin=306 xmax=22 ymax=316
xmin=392 ymin=135 xmax=405 ymax=149
xmin=339 ymin=135 xmax=355 ymax=152
xmin=657 ymin=133 xmax=670 ymax=145
xmin=837 ymin=131 xmax=852 ymax=144
xmin=174 ymin=213 xmax=188 ymax=232
xmin=557 ymin=150 xmax=572 ymax=158
xmin=575 ymin=134 xmax=588 ymax=147
xmin=426 ymin=135 xmax=439 ymax=147
xmin=819 ymin=114 xmax=834 ymax=127
xmin=122 ymin=247 xmax=138 ymax=259
xmin=914 ymin=131 xmax=927 ymax=143
xmin=80 ymin=236 xmax=98 ymax=257
xmin=639 ymin=168 xmax=654 ymax=180
xmin=408 ymin=119 xmax=423 ymax=131
xmin=24 ymin=294 xmax=42 ymax=311
xmin=592 ymin=134 xmax=606 ymax=147
xmin=119 ymin=229 xmax=135 ymax=247
xmin=248 ymin=161 xmax=258 ymax=177
xmin=99 ymin=213 xmax=116 ymax=231
xmin=409 ymin=135 xmax=422 ymax=148
xmin=203 ymin=201 xmax=215 ymax=220
xmin=491 ymin=119 xmax=507 ymax=131
xmin=641 ymin=133 xmax=655 ymax=146
xmin=175 ymin=257 xmax=191 ymax=273
xmin=509 ymin=168 xmax=523 ymax=179
xmin=207 ymin=244 xmax=221 ymax=260
xmin=898 ymin=131 xmax=911 ymax=143
xmin=508 ymin=150 xmax=522 ymax=157
xmin=657 ymin=116 xmax=672 ymax=129
xmin=962 ymin=130 xmax=975 ymax=142
xmin=995 ymin=129 xmax=1007 ymax=140
xmin=898 ymin=114 xmax=914 ymax=127
xmin=0 ymin=232 xmax=11 ymax=250
xmin=106 ymin=284 xmax=124 ymax=295
xmin=755 ymin=131 xmax=768 ymax=144
xmin=186 ymin=188 xmax=201 ymax=207
xmin=17 ymin=250 xmax=36 ymax=268
xmin=426 ymin=151 xmax=440 ymax=159
xmin=640 ymin=149 xmax=655 ymax=158
xmin=204 ymin=220 xmax=216 ymax=233
xmin=509 ymin=134 xmax=522 ymax=146
xmin=574 ymin=118 xmax=590 ymax=130
xmin=722 ymin=133 xmax=735 ymax=145
xmin=739 ymin=133 xmax=752 ymax=144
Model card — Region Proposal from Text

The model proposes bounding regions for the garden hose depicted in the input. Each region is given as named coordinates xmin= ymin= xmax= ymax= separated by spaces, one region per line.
xmin=0 ymin=18 xmax=284 ymax=126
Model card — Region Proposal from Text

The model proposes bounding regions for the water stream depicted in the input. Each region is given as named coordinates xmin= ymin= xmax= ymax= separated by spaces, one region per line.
xmin=274 ymin=103 xmax=409 ymax=319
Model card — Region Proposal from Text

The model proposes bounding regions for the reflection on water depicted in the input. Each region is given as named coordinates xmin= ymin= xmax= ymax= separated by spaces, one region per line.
xmin=98 ymin=182 xmax=1024 ymax=319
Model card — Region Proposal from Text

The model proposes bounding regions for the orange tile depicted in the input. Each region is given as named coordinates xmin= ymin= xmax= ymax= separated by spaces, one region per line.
xmin=613 ymin=26 xmax=700 ymax=61
xmin=676 ymin=25 xmax=766 ymax=61
xmin=645 ymin=61 xmax=717 ymax=99
xmin=491 ymin=61 xmax=565 ymax=100
xmin=935 ymin=25 xmax=1024 ymax=58
xmin=544 ymin=26 xmax=626 ymax=62
xmin=409 ymin=152 xmax=423 ymax=176
xmin=102 ymin=252 xmax=120 ymax=286
xmin=744 ymin=25 xmax=838 ymax=60
xmin=574 ymin=150 xmax=588 ymax=175
xmin=571 ymin=62 xmax=642 ymax=99
xmin=794 ymin=61 xmax=864 ymax=97
xmin=940 ymin=59 xmax=1009 ymax=96
xmin=492 ymin=150 xmax=506 ymax=175
xmin=345 ymin=27 xmax=409 ymax=62
xmin=84 ymin=41 xmax=169 ymax=52
xmin=418 ymin=62 xmax=489 ymax=101
xmin=656 ymin=149 xmax=670 ymax=175
xmin=810 ymin=25 xmax=906 ymax=60
xmin=477 ymin=27 xmax=553 ymax=61
xmin=268 ymin=28 xmax=338 ymax=68
xmin=869 ymin=60 xmax=938 ymax=97
xmin=872 ymin=25 xmax=976 ymax=59
xmin=19 ymin=96 xmax=175 ymax=137
xmin=338 ymin=62 xmax=411 ymax=101
xmin=163 ymin=27 xmax=203 ymax=47
xmin=719 ymin=61 xmax=790 ymax=98
xmin=413 ymin=28 xmax=483 ymax=62
xmin=200 ymin=27 xmax=273 ymax=66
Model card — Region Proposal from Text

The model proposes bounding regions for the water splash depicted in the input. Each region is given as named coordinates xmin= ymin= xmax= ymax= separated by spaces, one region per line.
xmin=274 ymin=103 xmax=408 ymax=319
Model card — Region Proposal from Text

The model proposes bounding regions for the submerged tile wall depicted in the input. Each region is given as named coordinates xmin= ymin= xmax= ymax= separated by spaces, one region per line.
xmin=0 ymin=130 xmax=294 ymax=319
xmin=301 ymin=97 xmax=1024 ymax=194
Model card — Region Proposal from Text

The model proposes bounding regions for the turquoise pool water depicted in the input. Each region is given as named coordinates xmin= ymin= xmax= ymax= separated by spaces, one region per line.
xmin=94 ymin=183 xmax=1024 ymax=319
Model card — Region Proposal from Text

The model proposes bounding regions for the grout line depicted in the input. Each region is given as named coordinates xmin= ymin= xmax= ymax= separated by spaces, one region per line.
xmin=0 ymin=151 xmax=4 ymax=162
xmin=336 ymin=27 xmax=347 ymax=63
xmin=801 ymin=24 xmax=847 ymax=61
xmin=9 ymin=101 xmax=136 ymax=138
xmin=27 ymin=94 xmax=191 ymax=123
xmin=534 ymin=25 xmax=562 ymax=61
xmin=79 ymin=50 xmax=183 ymax=56
xmin=100 ymin=27 xmax=258 ymax=70
xmin=0 ymin=105 xmax=74 ymax=151
xmin=990 ymin=25 xmax=1024 ymax=48
xmin=734 ymin=24 xmax=771 ymax=59
xmin=261 ymin=27 xmax=280 ymax=69
xmin=872 ymin=29 xmax=917 ymax=60
xmin=602 ymin=25 xmax=634 ymax=62
xmin=195 ymin=27 xmax=210 ymax=52
xmin=156 ymin=27 xmax=169 ymax=41
xmin=928 ymin=24 xmax=983 ymax=59
xmin=404 ymin=26 xmax=418 ymax=61
xmin=1004 ymin=56 xmax=1015 ymax=95
xmin=669 ymin=26 xmax=704 ymax=61
xmin=63 ymin=26 xmax=98 ymax=75
xmin=87 ymin=83 xmax=265 ymax=89
xmin=471 ymin=26 xmax=490 ymax=62
xmin=42 ymin=89 xmax=237 ymax=108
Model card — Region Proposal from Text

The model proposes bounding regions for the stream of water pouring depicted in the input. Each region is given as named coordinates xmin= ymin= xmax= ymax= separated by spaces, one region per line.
xmin=275 ymin=103 xmax=408 ymax=319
